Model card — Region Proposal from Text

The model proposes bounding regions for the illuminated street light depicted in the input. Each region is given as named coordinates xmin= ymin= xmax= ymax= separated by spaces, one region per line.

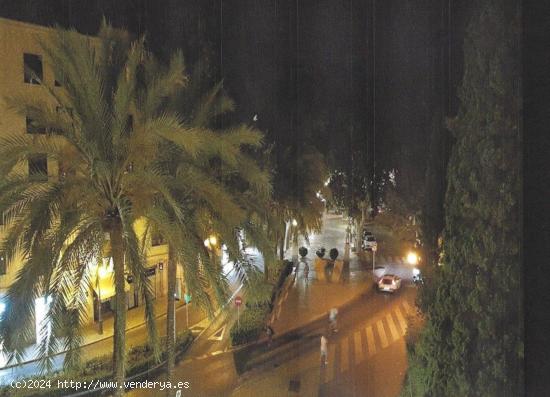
xmin=407 ymin=251 xmax=419 ymax=265
xmin=204 ymin=235 xmax=218 ymax=249
xmin=292 ymin=219 xmax=298 ymax=227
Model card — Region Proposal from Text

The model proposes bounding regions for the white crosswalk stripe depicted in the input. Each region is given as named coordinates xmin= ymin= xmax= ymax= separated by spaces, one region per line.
xmin=386 ymin=313 xmax=400 ymax=342
xmin=376 ymin=320 xmax=389 ymax=348
xmin=354 ymin=331 xmax=364 ymax=364
xmin=325 ymin=343 xmax=336 ymax=382
xmin=395 ymin=307 xmax=408 ymax=334
xmin=366 ymin=325 xmax=376 ymax=356
xmin=340 ymin=337 xmax=350 ymax=373
xmin=322 ymin=306 xmax=414 ymax=384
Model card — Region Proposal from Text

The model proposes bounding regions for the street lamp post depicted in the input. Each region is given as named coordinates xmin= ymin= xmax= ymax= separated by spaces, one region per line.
xmin=95 ymin=266 xmax=103 ymax=335
xmin=372 ymin=244 xmax=377 ymax=272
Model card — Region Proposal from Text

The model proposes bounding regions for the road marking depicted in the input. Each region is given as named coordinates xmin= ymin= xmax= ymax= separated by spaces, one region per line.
xmin=395 ymin=307 xmax=408 ymax=334
xmin=402 ymin=300 xmax=413 ymax=314
xmin=340 ymin=337 xmax=350 ymax=373
xmin=325 ymin=343 xmax=336 ymax=383
xmin=353 ymin=331 xmax=364 ymax=364
xmin=386 ymin=314 xmax=400 ymax=342
xmin=366 ymin=326 xmax=376 ymax=356
xmin=208 ymin=325 xmax=226 ymax=341
xmin=376 ymin=320 xmax=389 ymax=348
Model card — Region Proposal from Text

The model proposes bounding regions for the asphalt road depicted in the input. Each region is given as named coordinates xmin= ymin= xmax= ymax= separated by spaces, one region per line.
xmin=228 ymin=261 xmax=418 ymax=397
xmin=122 ymin=262 xmax=418 ymax=397
xmin=121 ymin=220 xmax=421 ymax=397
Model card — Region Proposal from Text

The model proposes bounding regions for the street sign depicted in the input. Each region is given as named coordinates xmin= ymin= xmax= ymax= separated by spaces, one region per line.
xmin=184 ymin=293 xmax=192 ymax=304
xmin=235 ymin=296 xmax=243 ymax=306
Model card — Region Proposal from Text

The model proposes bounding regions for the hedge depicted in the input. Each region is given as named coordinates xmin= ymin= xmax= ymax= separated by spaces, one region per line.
xmin=229 ymin=306 xmax=268 ymax=346
xmin=230 ymin=260 xmax=293 ymax=346
xmin=0 ymin=331 xmax=193 ymax=397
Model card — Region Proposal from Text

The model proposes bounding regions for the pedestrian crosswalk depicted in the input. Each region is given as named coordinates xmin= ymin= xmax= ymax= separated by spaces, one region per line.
xmin=321 ymin=301 xmax=415 ymax=384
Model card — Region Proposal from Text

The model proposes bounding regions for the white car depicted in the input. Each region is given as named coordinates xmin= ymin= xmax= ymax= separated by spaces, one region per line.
xmin=377 ymin=274 xmax=401 ymax=293
xmin=362 ymin=235 xmax=377 ymax=251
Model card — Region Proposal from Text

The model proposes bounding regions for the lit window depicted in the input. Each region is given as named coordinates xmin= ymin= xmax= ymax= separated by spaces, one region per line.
xmin=151 ymin=231 xmax=165 ymax=247
xmin=24 ymin=53 xmax=43 ymax=84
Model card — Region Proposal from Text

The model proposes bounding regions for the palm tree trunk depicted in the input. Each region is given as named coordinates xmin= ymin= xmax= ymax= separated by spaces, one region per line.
xmin=110 ymin=226 xmax=127 ymax=397
xmin=166 ymin=245 xmax=177 ymax=381
xmin=279 ymin=237 xmax=285 ymax=261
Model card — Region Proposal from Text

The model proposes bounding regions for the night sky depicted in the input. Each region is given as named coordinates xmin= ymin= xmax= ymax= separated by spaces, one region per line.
xmin=0 ymin=0 xmax=470 ymax=189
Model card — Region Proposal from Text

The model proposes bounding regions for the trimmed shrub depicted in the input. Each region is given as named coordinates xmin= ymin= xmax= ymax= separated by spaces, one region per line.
xmin=315 ymin=247 xmax=326 ymax=258
xmin=298 ymin=246 xmax=308 ymax=258
xmin=329 ymin=248 xmax=339 ymax=261
xmin=230 ymin=306 xmax=268 ymax=346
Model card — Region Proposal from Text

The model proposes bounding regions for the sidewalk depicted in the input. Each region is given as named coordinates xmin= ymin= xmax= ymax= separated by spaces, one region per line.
xmin=272 ymin=214 xmax=372 ymax=337
xmin=0 ymin=293 xmax=209 ymax=384
xmin=229 ymin=215 xmax=373 ymax=395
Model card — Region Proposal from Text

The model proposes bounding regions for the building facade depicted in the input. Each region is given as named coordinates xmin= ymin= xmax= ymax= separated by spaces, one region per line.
xmin=0 ymin=17 xmax=176 ymax=343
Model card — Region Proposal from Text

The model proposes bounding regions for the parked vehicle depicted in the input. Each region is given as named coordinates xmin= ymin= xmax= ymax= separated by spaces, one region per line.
xmin=377 ymin=274 xmax=401 ymax=293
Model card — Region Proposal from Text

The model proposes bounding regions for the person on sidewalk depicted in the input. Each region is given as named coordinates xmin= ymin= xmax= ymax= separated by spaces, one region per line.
xmin=266 ymin=324 xmax=275 ymax=348
xmin=329 ymin=308 xmax=338 ymax=333
xmin=303 ymin=261 xmax=309 ymax=281
xmin=320 ymin=335 xmax=329 ymax=366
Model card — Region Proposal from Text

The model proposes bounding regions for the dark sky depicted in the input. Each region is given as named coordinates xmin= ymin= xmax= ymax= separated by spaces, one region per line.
xmin=0 ymin=0 xmax=470 ymax=186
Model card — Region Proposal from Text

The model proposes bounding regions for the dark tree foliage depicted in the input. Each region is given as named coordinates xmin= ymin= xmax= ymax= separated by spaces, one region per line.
xmin=407 ymin=1 xmax=522 ymax=396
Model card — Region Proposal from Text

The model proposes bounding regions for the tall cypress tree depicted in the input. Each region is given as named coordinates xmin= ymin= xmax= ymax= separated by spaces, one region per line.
xmin=405 ymin=1 xmax=522 ymax=396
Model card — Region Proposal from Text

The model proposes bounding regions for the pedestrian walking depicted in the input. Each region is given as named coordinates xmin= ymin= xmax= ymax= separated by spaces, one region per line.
xmin=303 ymin=262 xmax=309 ymax=281
xmin=266 ymin=324 xmax=274 ymax=348
xmin=329 ymin=308 xmax=338 ymax=333
xmin=320 ymin=335 xmax=328 ymax=366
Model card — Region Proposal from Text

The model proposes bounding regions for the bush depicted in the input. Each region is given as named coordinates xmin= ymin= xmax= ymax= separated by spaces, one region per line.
xmin=298 ymin=246 xmax=308 ymax=258
xmin=230 ymin=306 xmax=269 ymax=346
xmin=315 ymin=247 xmax=326 ymax=258
xmin=329 ymin=248 xmax=339 ymax=261
xmin=0 ymin=331 xmax=193 ymax=397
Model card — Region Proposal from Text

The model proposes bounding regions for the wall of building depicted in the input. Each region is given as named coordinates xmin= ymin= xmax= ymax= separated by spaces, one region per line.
xmin=0 ymin=18 xmax=173 ymax=340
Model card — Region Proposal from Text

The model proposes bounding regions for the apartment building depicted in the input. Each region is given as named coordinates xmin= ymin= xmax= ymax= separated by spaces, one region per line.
xmin=0 ymin=17 xmax=174 ymax=342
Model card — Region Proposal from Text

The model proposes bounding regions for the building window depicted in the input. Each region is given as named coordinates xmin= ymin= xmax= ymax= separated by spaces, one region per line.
xmin=0 ymin=256 xmax=6 ymax=275
xmin=28 ymin=154 xmax=48 ymax=180
xmin=52 ymin=107 xmax=73 ymax=134
xmin=24 ymin=53 xmax=43 ymax=84
xmin=26 ymin=116 xmax=46 ymax=134
xmin=151 ymin=231 xmax=165 ymax=247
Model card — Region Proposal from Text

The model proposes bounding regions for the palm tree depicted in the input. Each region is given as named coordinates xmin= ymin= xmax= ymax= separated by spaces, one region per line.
xmin=0 ymin=23 xmax=194 ymax=395
xmin=269 ymin=146 xmax=329 ymax=263
xmin=153 ymin=75 xmax=273 ymax=380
